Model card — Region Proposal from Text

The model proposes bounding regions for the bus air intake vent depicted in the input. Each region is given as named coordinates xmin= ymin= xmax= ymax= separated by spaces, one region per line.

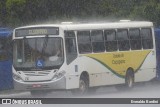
xmin=22 ymin=71 xmax=51 ymax=76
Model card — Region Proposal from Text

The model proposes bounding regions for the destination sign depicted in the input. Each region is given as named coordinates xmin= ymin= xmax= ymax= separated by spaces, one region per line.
xmin=15 ymin=27 xmax=59 ymax=37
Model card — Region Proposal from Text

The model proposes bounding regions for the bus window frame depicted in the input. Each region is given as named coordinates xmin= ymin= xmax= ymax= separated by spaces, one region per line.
xmin=117 ymin=29 xmax=130 ymax=51
xmin=77 ymin=30 xmax=92 ymax=54
xmin=64 ymin=31 xmax=78 ymax=65
xmin=141 ymin=28 xmax=153 ymax=50
xmin=104 ymin=29 xmax=118 ymax=52
xmin=129 ymin=28 xmax=142 ymax=50
xmin=91 ymin=30 xmax=105 ymax=53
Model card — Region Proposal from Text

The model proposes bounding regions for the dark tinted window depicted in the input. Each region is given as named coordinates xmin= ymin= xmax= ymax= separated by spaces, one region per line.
xmin=141 ymin=28 xmax=153 ymax=49
xmin=77 ymin=31 xmax=92 ymax=53
xmin=129 ymin=29 xmax=142 ymax=50
xmin=104 ymin=30 xmax=117 ymax=52
xmin=91 ymin=30 xmax=105 ymax=52
xmin=117 ymin=29 xmax=130 ymax=51
xmin=65 ymin=31 xmax=77 ymax=64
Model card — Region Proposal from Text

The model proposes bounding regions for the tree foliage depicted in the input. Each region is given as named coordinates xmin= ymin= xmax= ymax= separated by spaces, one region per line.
xmin=1 ymin=0 xmax=160 ymax=27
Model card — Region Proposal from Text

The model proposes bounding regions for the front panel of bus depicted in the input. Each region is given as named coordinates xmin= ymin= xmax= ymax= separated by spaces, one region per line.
xmin=12 ymin=27 xmax=67 ymax=90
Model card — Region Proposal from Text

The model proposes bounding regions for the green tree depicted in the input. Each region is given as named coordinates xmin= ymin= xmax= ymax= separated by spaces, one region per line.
xmin=0 ymin=0 xmax=7 ymax=26
xmin=2 ymin=0 xmax=160 ymax=27
xmin=6 ymin=0 xmax=26 ymax=27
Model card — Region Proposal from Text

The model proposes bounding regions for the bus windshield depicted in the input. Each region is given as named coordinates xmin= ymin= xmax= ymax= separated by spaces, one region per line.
xmin=13 ymin=37 xmax=64 ymax=70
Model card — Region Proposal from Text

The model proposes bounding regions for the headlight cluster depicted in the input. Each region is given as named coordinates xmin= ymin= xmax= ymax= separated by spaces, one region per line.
xmin=52 ymin=70 xmax=66 ymax=80
xmin=13 ymin=73 xmax=22 ymax=81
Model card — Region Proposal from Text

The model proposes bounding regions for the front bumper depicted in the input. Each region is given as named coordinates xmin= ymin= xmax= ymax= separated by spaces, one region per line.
xmin=13 ymin=76 xmax=66 ymax=91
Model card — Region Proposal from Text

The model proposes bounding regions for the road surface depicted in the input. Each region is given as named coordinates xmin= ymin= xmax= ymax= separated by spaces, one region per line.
xmin=0 ymin=81 xmax=160 ymax=98
xmin=1 ymin=81 xmax=160 ymax=106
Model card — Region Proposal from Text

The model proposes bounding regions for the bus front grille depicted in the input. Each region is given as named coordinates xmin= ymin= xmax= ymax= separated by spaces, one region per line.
xmin=22 ymin=71 xmax=51 ymax=76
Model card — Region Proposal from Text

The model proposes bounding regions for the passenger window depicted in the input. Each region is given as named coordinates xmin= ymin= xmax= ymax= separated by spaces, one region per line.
xmin=104 ymin=30 xmax=117 ymax=52
xmin=117 ymin=29 xmax=130 ymax=51
xmin=77 ymin=31 xmax=92 ymax=54
xmin=65 ymin=31 xmax=77 ymax=64
xmin=129 ymin=29 xmax=142 ymax=50
xmin=141 ymin=28 xmax=153 ymax=49
xmin=91 ymin=30 xmax=105 ymax=52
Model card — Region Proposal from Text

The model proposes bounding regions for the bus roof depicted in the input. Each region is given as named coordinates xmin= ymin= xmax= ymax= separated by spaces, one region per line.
xmin=0 ymin=28 xmax=12 ymax=37
xmin=15 ymin=21 xmax=153 ymax=31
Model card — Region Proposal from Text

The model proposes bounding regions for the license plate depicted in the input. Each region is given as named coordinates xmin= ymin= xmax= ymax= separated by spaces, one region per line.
xmin=32 ymin=84 xmax=42 ymax=88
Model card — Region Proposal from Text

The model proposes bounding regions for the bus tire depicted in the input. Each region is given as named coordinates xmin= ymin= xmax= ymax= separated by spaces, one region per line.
xmin=125 ymin=69 xmax=134 ymax=89
xmin=72 ymin=74 xmax=89 ymax=95
xmin=116 ymin=69 xmax=134 ymax=91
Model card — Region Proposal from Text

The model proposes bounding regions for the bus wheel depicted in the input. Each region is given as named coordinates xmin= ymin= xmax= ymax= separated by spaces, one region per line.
xmin=125 ymin=70 xmax=134 ymax=89
xmin=116 ymin=70 xmax=134 ymax=91
xmin=72 ymin=75 xmax=89 ymax=95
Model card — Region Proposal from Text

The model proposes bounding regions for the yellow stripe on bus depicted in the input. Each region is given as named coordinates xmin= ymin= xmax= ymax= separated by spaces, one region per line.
xmin=85 ymin=50 xmax=151 ymax=78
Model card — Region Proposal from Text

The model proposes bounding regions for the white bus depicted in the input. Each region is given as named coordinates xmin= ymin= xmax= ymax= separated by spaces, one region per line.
xmin=12 ymin=21 xmax=156 ymax=95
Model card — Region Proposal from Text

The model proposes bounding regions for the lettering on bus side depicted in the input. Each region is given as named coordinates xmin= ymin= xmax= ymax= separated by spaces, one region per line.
xmin=112 ymin=60 xmax=125 ymax=65
xmin=113 ymin=53 xmax=124 ymax=58
xmin=112 ymin=53 xmax=126 ymax=65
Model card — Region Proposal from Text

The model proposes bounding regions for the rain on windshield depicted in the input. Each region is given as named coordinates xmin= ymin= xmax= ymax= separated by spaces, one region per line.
xmin=13 ymin=37 xmax=64 ymax=70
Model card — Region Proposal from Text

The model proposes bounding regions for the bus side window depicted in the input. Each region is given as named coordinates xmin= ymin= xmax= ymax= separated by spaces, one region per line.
xmin=104 ymin=30 xmax=117 ymax=52
xmin=141 ymin=28 xmax=153 ymax=49
xmin=91 ymin=30 xmax=105 ymax=53
xmin=129 ymin=28 xmax=142 ymax=50
xmin=117 ymin=29 xmax=130 ymax=51
xmin=77 ymin=31 xmax=92 ymax=54
xmin=65 ymin=31 xmax=78 ymax=65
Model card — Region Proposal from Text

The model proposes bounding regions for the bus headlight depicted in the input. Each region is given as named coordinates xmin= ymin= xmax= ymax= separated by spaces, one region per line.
xmin=13 ymin=73 xmax=22 ymax=81
xmin=53 ymin=70 xmax=66 ymax=80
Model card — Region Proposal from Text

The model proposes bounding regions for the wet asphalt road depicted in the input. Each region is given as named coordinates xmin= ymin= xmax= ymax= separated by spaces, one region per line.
xmin=0 ymin=81 xmax=160 ymax=98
